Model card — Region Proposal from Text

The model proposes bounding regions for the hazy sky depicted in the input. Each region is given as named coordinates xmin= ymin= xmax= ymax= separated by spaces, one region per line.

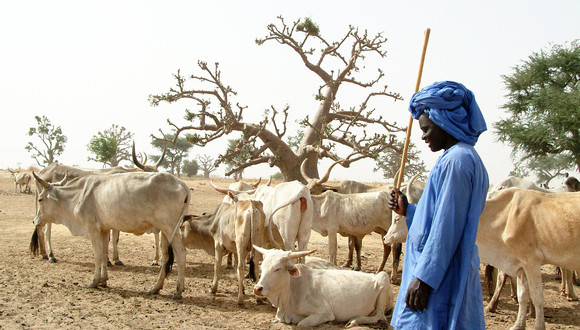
xmin=2 ymin=1 xmax=579 ymax=185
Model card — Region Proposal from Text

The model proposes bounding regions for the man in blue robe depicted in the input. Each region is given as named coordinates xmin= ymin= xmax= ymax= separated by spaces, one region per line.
xmin=388 ymin=81 xmax=489 ymax=329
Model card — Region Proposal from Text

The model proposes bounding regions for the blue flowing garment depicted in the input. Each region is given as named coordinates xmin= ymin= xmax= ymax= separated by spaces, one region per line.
xmin=391 ymin=142 xmax=489 ymax=329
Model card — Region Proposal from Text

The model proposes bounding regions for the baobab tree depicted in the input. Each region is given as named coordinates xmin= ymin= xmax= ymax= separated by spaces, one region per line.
xmin=150 ymin=16 xmax=419 ymax=181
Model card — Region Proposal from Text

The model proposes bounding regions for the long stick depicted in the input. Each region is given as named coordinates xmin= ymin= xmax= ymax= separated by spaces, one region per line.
xmin=396 ymin=28 xmax=431 ymax=189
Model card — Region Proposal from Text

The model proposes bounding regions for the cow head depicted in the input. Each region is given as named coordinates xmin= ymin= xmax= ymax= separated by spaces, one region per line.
xmin=32 ymin=171 xmax=68 ymax=226
xmin=132 ymin=141 xmax=165 ymax=172
xmin=211 ymin=181 xmax=256 ymax=200
xmin=564 ymin=176 xmax=580 ymax=192
xmin=383 ymin=214 xmax=408 ymax=245
xmin=252 ymin=245 xmax=315 ymax=297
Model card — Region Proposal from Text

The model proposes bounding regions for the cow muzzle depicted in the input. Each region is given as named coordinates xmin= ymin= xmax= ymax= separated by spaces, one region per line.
xmin=33 ymin=216 xmax=42 ymax=226
xmin=253 ymin=285 xmax=264 ymax=296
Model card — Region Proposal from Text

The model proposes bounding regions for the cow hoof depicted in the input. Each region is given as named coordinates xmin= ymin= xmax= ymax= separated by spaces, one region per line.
xmin=151 ymin=261 xmax=159 ymax=266
xmin=98 ymin=282 xmax=108 ymax=288
xmin=171 ymin=293 xmax=182 ymax=300
xmin=147 ymin=288 xmax=160 ymax=295
xmin=256 ymin=297 xmax=268 ymax=305
xmin=42 ymin=255 xmax=48 ymax=260
xmin=390 ymin=278 xmax=400 ymax=285
xmin=49 ymin=258 xmax=57 ymax=264
xmin=567 ymin=296 xmax=579 ymax=302
xmin=107 ymin=260 xmax=113 ymax=267
xmin=114 ymin=260 xmax=124 ymax=266
xmin=484 ymin=306 xmax=496 ymax=313
xmin=87 ymin=283 xmax=99 ymax=289
xmin=341 ymin=262 xmax=352 ymax=268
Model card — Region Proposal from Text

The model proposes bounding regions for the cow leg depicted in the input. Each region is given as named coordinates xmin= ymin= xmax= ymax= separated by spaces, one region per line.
xmin=212 ymin=244 xmax=224 ymax=295
xmin=342 ymin=236 xmax=355 ymax=268
xmin=44 ymin=223 xmax=57 ymax=263
xmin=99 ymin=230 xmax=109 ymax=287
xmin=170 ymin=232 xmax=186 ymax=299
xmin=35 ymin=225 xmax=48 ymax=260
xmin=297 ymin=311 xmax=335 ymax=327
xmin=563 ymin=269 xmax=579 ymax=301
xmin=328 ymin=231 xmax=338 ymax=266
xmin=486 ymin=270 xmax=508 ymax=313
xmin=509 ymin=274 xmax=518 ymax=302
xmin=88 ymin=230 xmax=108 ymax=288
xmin=110 ymin=229 xmax=124 ymax=266
xmin=149 ymin=233 xmax=170 ymax=295
xmin=376 ymin=242 xmax=392 ymax=273
xmin=151 ymin=228 xmax=160 ymax=266
xmin=346 ymin=275 xmax=390 ymax=328
xmin=525 ymin=268 xmax=546 ymax=330
xmin=354 ymin=236 xmax=362 ymax=271
xmin=226 ymin=253 xmax=234 ymax=269
xmin=511 ymin=272 xmax=530 ymax=330
xmin=235 ymin=246 xmax=247 ymax=306
xmin=390 ymin=242 xmax=402 ymax=284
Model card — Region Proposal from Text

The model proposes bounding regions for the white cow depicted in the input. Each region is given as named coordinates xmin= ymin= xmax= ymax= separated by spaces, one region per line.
xmin=32 ymin=171 xmax=190 ymax=299
xmin=477 ymin=187 xmax=580 ymax=330
xmin=484 ymin=176 xmax=580 ymax=312
xmin=252 ymin=246 xmax=394 ymax=328
xmin=212 ymin=180 xmax=313 ymax=254
xmin=8 ymin=169 xmax=31 ymax=194
xmin=309 ymin=190 xmax=398 ymax=279
xmin=180 ymin=199 xmax=271 ymax=305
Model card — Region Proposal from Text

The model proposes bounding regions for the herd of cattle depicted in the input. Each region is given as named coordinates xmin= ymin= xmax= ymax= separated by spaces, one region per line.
xmin=8 ymin=149 xmax=580 ymax=329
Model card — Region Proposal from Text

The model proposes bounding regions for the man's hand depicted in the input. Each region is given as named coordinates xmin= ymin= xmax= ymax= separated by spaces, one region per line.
xmin=405 ymin=278 xmax=431 ymax=312
xmin=388 ymin=188 xmax=408 ymax=216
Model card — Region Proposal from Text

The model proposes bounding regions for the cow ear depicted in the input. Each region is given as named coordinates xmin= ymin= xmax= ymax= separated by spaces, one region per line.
xmin=287 ymin=265 xmax=300 ymax=277
xmin=48 ymin=188 xmax=58 ymax=201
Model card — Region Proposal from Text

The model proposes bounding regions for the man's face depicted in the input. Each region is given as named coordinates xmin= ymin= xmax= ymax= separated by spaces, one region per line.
xmin=419 ymin=113 xmax=447 ymax=152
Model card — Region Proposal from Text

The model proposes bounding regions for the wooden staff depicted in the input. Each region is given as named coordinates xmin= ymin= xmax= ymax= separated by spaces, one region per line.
xmin=396 ymin=28 xmax=431 ymax=190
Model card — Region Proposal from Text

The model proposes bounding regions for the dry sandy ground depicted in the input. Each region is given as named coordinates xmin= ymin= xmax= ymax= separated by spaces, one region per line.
xmin=0 ymin=171 xmax=579 ymax=329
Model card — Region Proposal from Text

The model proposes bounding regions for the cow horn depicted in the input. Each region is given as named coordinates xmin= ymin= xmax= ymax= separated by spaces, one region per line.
xmin=132 ymin=141 xmax=145 ymax=170
xmin=32 ymin=171 xmax=50 ymax=189
xmin=252 ymin=244 xmax=269 ymax=256
xmin=252 ymin=177 xmax=262 ymax=188
xmin=300 ymin=159 xmax=319 ymax=186
xmin=288 ymin=249 xmax=316 ymax=260
xmin=53 ymin=172 xmax=68 ymax=186
xmin=155 ymin=145 xmax=166 ymax=169
xmin=266 ymin=177 xmax=272 ymax=186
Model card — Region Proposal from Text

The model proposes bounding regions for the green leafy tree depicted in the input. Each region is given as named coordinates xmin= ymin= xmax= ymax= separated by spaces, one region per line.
xmin=150 ymin=134 xmax=193 ymax=176
xmin=25 ymin=115 xmax=68 ymax=166
xmin=149 ymin=16 xmax=407 ymax=182
xmin=87 ymin=124 xmax=134 ymax=167
xmin=521 ymin=154 xmax=573 ymax=186
xmin=495 ymin=40 xmax=580 ymax=171
xmin=508 ymin=159 xmax=530 ymax=178
xmin=374 ymin=141 xmax=426 ymax=181
xmin=182 ymin=159 xmax=199 ymax=178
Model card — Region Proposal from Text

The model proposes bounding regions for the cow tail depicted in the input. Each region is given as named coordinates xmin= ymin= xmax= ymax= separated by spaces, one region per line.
xmin=164 ymin=244 xmax=174 ymax=275
xmin=248 ymin=202 xmax=257 ymax=282
xmin=165 ymin=184 xmax=189 ymax=275
xmin=30 ymin=227 xmax=40 ymax=257
xmin=168 ymin=185 xmax=190 ymax=245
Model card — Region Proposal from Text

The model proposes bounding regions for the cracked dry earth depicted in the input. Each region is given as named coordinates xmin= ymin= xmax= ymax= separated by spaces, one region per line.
xmin=0 ymin=171 xmax=579 ymax=329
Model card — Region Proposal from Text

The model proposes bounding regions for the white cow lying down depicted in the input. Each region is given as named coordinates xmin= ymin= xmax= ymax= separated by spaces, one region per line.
xmin=252 ymin=246 xmax=394 ymax=328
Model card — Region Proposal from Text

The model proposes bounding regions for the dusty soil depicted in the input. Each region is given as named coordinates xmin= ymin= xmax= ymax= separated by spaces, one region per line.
xmin=0 ymin=171 xmax=579 ymax=329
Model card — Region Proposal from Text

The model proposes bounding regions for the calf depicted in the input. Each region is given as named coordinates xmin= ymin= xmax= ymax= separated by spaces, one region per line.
xmin=180 ymin=199 xmax=272 ymax=305
xmin=252 ymin=246 xmax=394 ymax=328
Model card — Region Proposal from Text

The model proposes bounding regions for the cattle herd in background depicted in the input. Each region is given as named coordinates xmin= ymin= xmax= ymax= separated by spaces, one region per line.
xmin=7 ymin=148 xmax=580 ymax=328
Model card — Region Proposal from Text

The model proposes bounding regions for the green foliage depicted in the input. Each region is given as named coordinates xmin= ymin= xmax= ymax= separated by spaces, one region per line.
xmin=87 ymin=124 xmax=134 ymax=167
xmin=182 ymin=159 xmax=199 ymax=177
xmin=272 ymin=172 xmax=284 ymax=180
xmin=508 ymin=160 xmax=530 ymax=178
xmin=25 ymin=115 xmax=68 ymax=166
xmin=495 ymin=40 xmax=580 ymax=171
xmin=88 ymin=136 xmax=117 ymax=164
xmin=374 ymin=142 xmax=426 ymax=181
xmin=151 ymin=134 xmax=194 ymax=176
xmin=296 ymin=17 xmax=320 ymax=36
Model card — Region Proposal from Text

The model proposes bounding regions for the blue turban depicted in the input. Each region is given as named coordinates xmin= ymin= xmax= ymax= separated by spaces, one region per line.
xmin=409 ymin=81 xmax=487 ymax=145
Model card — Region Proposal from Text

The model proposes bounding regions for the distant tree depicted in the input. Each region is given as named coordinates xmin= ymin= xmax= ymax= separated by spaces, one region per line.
xmin=272 ymin=172 xmax=284 ymax=180
xmin=182 ymin=159 xmax=199 ymax=178
xmin=25 ymin=115 xmax=68 ymax=166
xmin=197 ymin=154 xmax=216 ymax=179
xmin=374 ymin=141 xmax=426 ymax=181
xmin=508 ymin=160 xmax=530 ymax=178
xmin=150 ymin=134 xmax=193 ymax=176
xmin=521 ymin=153 xmax=573 ymax=187
xmin=87 ymin=124 xmax=134 ymax=167
xmin=495 ymin=40 xmax=580 ymax=171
